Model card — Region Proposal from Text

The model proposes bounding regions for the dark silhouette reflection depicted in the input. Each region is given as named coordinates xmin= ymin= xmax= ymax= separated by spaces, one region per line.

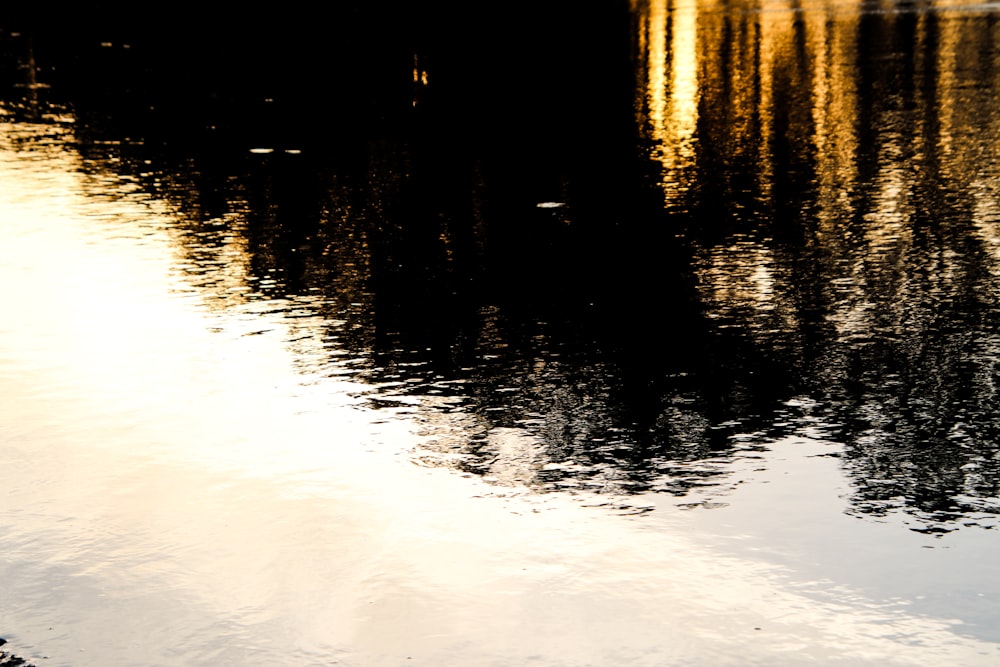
xmin=635 ymin=0 xmax=1000 ymax=529
xmin=4 ymin=0 xmax=1000 ymax=530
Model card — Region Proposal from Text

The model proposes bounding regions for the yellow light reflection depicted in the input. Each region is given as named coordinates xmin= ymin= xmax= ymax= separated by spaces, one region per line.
xmin=639 ymin=0 xmax=700 ymax=208
xmin=943 ymin=7 xmax=1000 ymax=289
xmin=806 ymin=0 xmax=861 ymax=229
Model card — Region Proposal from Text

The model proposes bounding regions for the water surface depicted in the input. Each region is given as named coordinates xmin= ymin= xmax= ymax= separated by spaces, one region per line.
xmin=2 ymin=1 xmax=1000 ymax=665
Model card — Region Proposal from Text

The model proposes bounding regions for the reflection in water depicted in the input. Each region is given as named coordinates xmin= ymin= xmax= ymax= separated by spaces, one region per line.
xmin=4 ymin=5 xmax=1000 ymax=663
xmin=638 ymin=0 xmax=700 ymax=209
xmin=635 ymin=0 xmax=1000 ymax=529
xmin=3 ymin=0 xmax=995 ymax=532
xmin=7 ymin=0 xmax=998 ymax=528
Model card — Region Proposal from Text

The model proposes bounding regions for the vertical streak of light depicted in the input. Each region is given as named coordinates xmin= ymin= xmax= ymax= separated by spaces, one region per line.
xmin=644 ymin=0 xmax=668 ymax=136
xmin=943 ymin=4 xmax=1000 ymax=285
xmin=757 ymin=1 xmax=777 ymax=203
xmin=669 ymin=0 xmax=699 ymax=148
xmin=756 ymin=0 xmax=805 ymax=204
xmin=935 ymin=5 xmax=958 ymax=168
xmin=933 ymin=0 xmax=995 ymax=190
xmin=641 ymin=0 xmax=700 ymax=208
xmin=808 ymin=8 xmax=830 ymax=176
xmin=808 ymin=1 xmax=861 ymax=227
xmin=803 ymin=1 xmax=867 ymax=345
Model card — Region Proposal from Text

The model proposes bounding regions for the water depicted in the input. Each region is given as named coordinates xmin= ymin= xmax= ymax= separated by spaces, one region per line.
xmin=1 ymin=2 xmax=1000 ymax=665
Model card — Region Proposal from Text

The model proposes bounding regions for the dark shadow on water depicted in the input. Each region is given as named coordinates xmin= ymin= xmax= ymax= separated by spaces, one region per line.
xmin=3 ymin=1 xmax=1000 ymax=531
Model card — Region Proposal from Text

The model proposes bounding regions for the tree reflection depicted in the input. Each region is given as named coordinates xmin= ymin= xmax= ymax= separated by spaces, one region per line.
xmin=5 ymin=0 xmax=1000 ymax=529
xmin=638 ymin=0 xmax=1000 ymax=528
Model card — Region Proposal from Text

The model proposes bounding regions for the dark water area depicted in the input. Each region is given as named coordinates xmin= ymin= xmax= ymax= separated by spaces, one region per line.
xmin=4 ymin=0 xmax=1000 ymax=533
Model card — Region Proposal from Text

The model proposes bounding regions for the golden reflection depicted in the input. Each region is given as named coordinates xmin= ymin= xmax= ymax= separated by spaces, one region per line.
xmin=637 ymin=0 xmax=832 ymax=209
xmin=806 ymin=0 xmax=861 ymax=237
xmin=933 ymin=3 xmax=1000 ymax=189
xmin=822 ymin=5 xmax=1000 ymax=346
xmin=670 ymin=0 xmax=1000 ymax=380
xmin=637 ymin=0 xmax=700 ymax=208
xmin=951 ymin=11 xmax=1000 ymax=286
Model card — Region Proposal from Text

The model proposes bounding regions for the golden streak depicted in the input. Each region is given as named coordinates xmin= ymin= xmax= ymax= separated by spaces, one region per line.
xmin=640 ymin=0 xmax=701 ymax=207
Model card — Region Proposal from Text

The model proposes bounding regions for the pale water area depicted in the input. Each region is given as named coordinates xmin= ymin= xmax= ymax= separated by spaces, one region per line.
xmin=3 ymin=1 xmax=1000 ymax=665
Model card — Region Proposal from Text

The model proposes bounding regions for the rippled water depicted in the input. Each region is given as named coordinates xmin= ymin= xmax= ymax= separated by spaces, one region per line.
xmin=2 ymin=2 xmax=1000 ymax=665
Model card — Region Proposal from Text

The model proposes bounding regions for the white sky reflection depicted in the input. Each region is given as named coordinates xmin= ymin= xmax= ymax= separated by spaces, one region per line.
xmin=1 ymin=120 xmax=999 ymax=666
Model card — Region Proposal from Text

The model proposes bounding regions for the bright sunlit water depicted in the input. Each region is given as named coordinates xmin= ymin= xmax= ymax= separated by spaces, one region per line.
xmin=2 ymin=1 xmax=1000 ymax=665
